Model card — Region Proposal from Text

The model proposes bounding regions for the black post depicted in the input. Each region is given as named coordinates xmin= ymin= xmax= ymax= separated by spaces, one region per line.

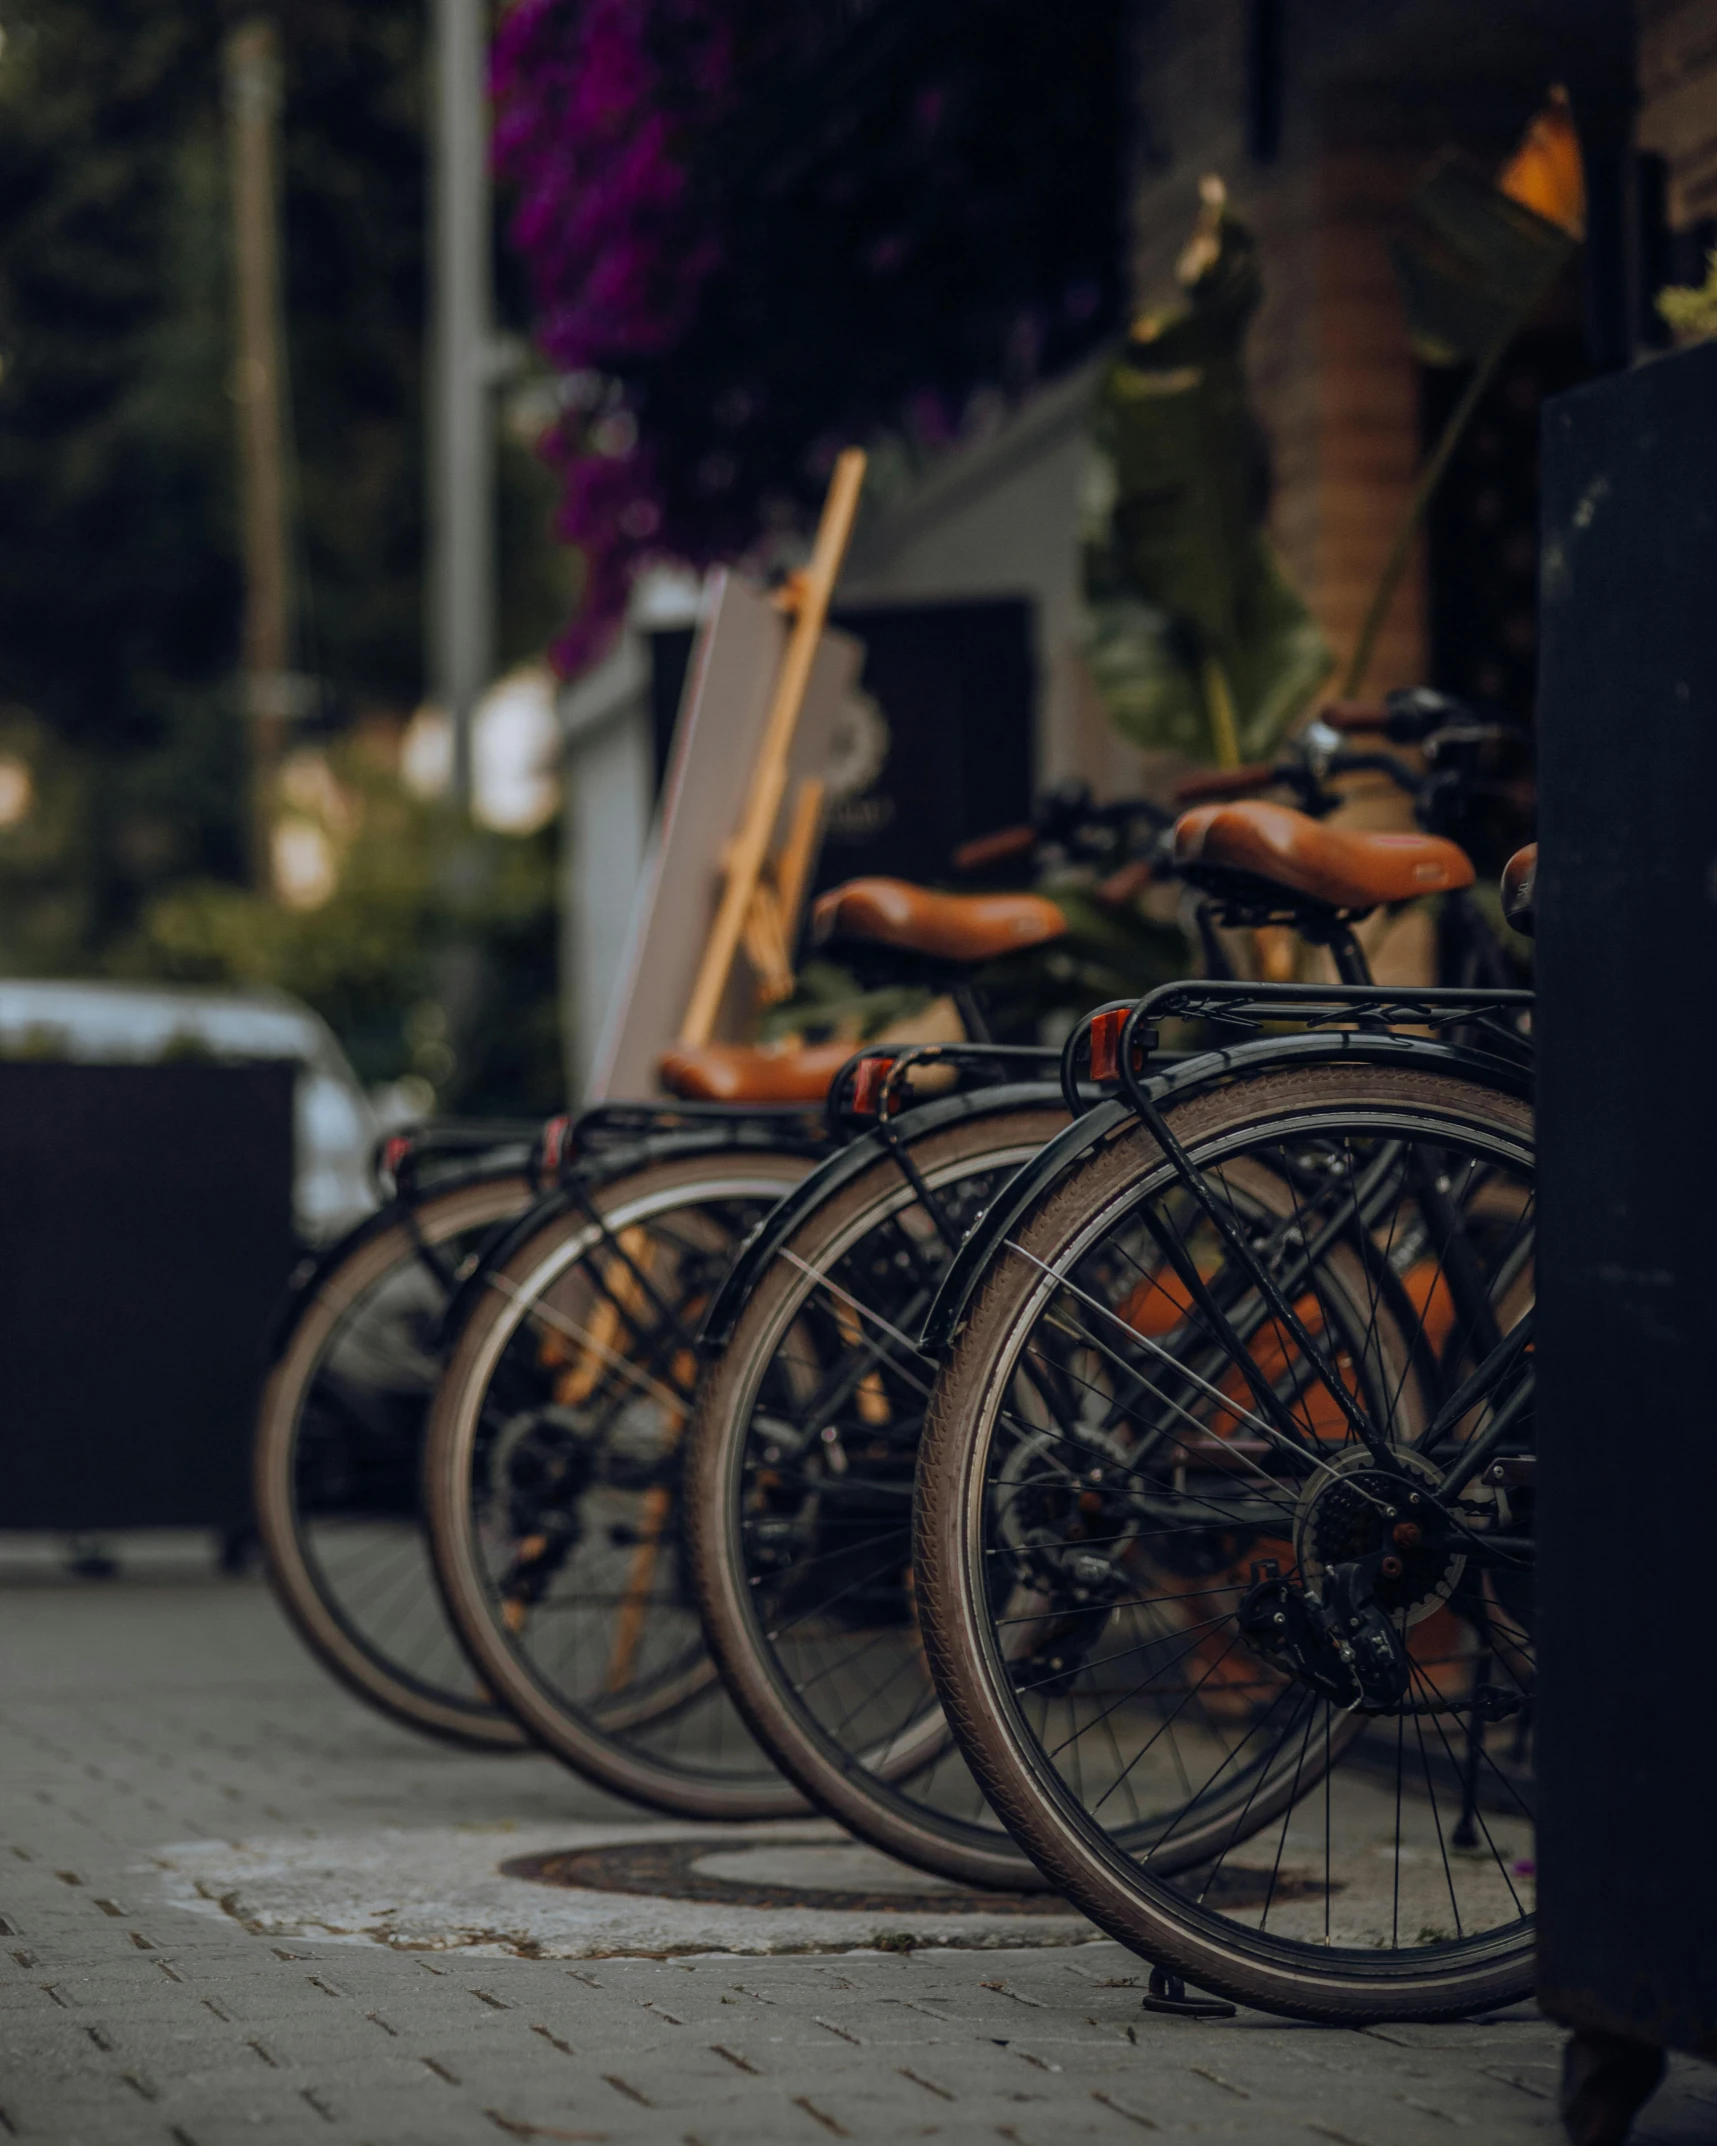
xmin=1535 ymin=341 xmax=1717 ymax=2117
xmin=1557 ymin=0 xmax=1639 ymax=371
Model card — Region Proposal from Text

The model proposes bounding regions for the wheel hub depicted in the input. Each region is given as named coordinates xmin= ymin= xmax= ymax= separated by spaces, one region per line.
xmin=1297 ymin=1448 xmax=1463 ymax=1627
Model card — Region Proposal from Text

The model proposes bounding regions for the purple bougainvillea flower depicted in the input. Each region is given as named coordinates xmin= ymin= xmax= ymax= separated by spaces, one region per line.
xmin=489 ymin=1 xmax=1122 ymax=675
xmin=489 ymin=0 xmax=750 ymax=668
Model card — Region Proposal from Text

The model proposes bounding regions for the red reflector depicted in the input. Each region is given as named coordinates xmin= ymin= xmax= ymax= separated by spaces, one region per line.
xmin=1089 ymin=1009 xmax=1128 ymax=1083
xmin=381 ymin=1133 xmax=414 ymax=1179
xmin=541 ymin=1112 xmax=573 ymax=1172
xmin=851 ymin=1056 xmax=896 ymax=1116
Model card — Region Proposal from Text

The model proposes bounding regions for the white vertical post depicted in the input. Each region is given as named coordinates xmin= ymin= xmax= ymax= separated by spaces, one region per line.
xmin=225 ymin=18 xmax=294 ymax=887
xmin=429 ymin=0 xmax=494 ymax=802
xmin=559 ymin=637 xmax=652 ymax=1098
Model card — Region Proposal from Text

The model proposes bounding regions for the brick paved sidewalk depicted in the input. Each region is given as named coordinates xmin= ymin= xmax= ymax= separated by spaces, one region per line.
xmin=2 ymin=1564 xmax=1712 ymax=2145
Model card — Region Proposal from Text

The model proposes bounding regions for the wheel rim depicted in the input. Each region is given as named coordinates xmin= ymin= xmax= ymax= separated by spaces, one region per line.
xmin=263 ymin=1178 xmax=531 ymax=1741
xmin=716 ymin=1131 xmax=1057 ymax=1867
xmin=954 ymin=1099 xmax=1536 ymax=1990
xmin=433 ymin=1160 xmax=812 ymax=1804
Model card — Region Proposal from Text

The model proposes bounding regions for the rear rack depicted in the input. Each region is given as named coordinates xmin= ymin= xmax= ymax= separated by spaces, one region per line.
xmin=1061 ymin=979 xmax=1534 ymax=1117
xmin=549 ymin=1098 xmax=829 ymax=1177
xmin=372 ymin=1117 xmax=544 ymax=1198
xmin=825 ymin=1040 xmax=1063 ymax=1135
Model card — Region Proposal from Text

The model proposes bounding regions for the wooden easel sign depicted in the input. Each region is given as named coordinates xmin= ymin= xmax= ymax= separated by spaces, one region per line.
xmin=585 ymin=451 xmax=866 ymax=1102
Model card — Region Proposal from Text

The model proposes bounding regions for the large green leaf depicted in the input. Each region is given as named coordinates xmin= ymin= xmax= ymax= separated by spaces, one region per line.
xmin=1389 ymin=153 xmax=1576 ymax=367
xmin=1080 ymin=201 xmax=1331 ymax=762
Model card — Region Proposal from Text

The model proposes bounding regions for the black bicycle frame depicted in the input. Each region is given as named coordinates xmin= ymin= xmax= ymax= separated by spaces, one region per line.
xmin=1104 ymin=980 xmax=1533 ymax=1478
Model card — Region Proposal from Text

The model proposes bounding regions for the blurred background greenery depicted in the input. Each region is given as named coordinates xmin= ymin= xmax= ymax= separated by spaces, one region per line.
xmin=0 ymin=0 xmax=571 ymax=1110
xmin=11 ymin=1 xmax=1697 ymax=1113
xmin=0 ymin=0 xmax=1130 ymax=1113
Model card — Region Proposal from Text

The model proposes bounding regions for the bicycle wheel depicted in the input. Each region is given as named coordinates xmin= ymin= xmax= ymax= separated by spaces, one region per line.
xmin=915 ymin=1061 xmax=1535 ymax=2022
xmin=424 ymin=1147 xmax=816 ymax=1816
xmin=687 ymin=1106 xmax=1068 ymax=1889
xmin=254 ymin=1170 xmax=533 ymax=1747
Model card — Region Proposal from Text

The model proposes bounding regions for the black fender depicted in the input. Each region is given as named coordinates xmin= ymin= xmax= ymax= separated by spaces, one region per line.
xmin=263 ymin=1197 xmax=413 ymax=1364
xmin=434 ymin=1119 xmax=830 ymax=1356
xmin=917 ymin=1026 xmax=1533 ymax=1355
xmin=698 ymin=1080 xmax=1067 ymax=1353
xmin=264 ymin=1153 xmax=555 ymax=1364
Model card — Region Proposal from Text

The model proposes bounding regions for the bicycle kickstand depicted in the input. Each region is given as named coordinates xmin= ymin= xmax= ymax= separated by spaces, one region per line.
xmin=1139 ymin=1966 xmax=1237 ymax=2019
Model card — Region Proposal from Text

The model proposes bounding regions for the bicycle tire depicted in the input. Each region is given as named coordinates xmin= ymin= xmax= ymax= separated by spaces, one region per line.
xmin=254 ymin=1170 xmax=533 ymax=1748
xmin=688 ymin=1107 xmax=1068 ymax=1888
xmin=916 ymin=1061 xmax=1536 ymax=2023
xmin=424 ymin=1147 xmax=816 ymax=1816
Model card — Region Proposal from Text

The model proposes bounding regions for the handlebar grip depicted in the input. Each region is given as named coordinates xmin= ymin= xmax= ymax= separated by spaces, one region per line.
xmin=951 ymin=824 xmax=1036 ymax=872
xmin=1317 ymin=700 xmax=1391 ymax=734
xmin=1170 ymin=762 xmax=1279 ymax=805
xmin=1500 ymin=843 xmax=1537 ymax=938
xmin=1094 ymin=858 xmax=1159 ymax=907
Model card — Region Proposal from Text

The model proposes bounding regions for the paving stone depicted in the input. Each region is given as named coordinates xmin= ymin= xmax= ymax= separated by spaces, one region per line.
xmin=1 ymin=1571 xmax=1712 ymax=2143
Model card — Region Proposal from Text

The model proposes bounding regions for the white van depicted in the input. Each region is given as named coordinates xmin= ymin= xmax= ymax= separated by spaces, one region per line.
xmin=0 ymin=978 xmax=378 ymax=1241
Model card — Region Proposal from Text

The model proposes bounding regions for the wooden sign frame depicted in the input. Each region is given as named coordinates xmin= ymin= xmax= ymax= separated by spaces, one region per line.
xmin=583 ymin=450 xmax=867 ymax=1101
xmin=679 ymin=448 xmax=867 ymax=1045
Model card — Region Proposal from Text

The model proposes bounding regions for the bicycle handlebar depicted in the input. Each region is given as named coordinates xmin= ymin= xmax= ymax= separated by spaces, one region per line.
xmin=957 ymin=689 xmax=1528 ymax=874
xmin=951 ymin=790 xmax=1171 ymax=877
xmin=1316 ymin=690 xmax=1529 ymax=749
xmin=950 ymin=824 xmax=1038 ymax=872
xmin=1316 ymin=700 xmax=1391 ymax=734
xmin=1169 ymin=747 xmax=1423 ymax=815
xmin=1170 ymin=762 xmax=1280 ymax=805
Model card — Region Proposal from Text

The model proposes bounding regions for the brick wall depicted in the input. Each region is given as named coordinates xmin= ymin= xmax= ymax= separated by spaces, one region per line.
xmin=1128 ymin=3 xmax=1429 ymax=698
xmin=1638 ymin=0 xmax=1717 ymax=228
xmin=1125 ymin=0 xmax=1635 ymax=707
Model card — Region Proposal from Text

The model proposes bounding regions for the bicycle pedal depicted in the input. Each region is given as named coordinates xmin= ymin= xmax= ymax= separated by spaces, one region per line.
xmin=1139 ymin=1966 xmax=1237 ymax=2019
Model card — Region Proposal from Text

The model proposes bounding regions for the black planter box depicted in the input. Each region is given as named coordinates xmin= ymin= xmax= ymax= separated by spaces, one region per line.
xmin=0 ymin=1059 xmax=295 ymax=1532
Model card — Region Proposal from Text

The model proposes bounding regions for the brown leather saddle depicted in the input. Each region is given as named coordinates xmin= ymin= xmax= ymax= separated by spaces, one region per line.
xmin=659 ymin=878 xmax=1067 ymax=1103
xmin=808 ymin=877 xmax=1066 ymax=963
xmin=1173 ymin=799 xmax=1475 ymax=916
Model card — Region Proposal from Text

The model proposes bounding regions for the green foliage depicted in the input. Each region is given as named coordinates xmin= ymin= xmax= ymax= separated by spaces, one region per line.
xmin=1081 ymin=199 xmax=1332 ymax=764
xmin=129 ymin=743 xmax=563 ymax=1112
xmin=756 ymin=962 xmax=934 ymax=1048
xmin=1388 ymin=154 xmax=1577 ymax=369
xmin=1658 ymin=252 xmax=1717 ymax=344
xmin=0 ymin=1 xmax=245 ymax=937
xmin=0 ymin=0 xmax=432 ymax=749
xmin=1338 ymin=136 xmax=1579 ymax=700
xmin=0 ymin=0 xmax=570 ymax=1112
xmin=0 ymin=710 xmax=100 ymax=972
xmin=758 ymin=891 xmax=1186 ymax=1050
xmin=1025 ymin=885 xmax=1188 ymax=1011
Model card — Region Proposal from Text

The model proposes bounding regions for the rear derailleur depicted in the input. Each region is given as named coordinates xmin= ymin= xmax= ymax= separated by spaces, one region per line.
xmin=1238 ymin=1553 xmax=1411 ymax=1713
xmin=496 ymin=1407 xmax=599 ymax=1624
xmin=1011 ymin=1538 xmax=1137 ymax=1697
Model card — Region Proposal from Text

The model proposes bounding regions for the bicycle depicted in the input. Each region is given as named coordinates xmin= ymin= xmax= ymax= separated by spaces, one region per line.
xmin=418 ymin=875 xmax=1078 ymax=1816
xmin=681 ymin=778 xmax=1508 ymax=1891
xmin=909 ymin=837 xmax=1539 ymax=2021
xmin=253 ymin=1119 xmax=542 ymax=1746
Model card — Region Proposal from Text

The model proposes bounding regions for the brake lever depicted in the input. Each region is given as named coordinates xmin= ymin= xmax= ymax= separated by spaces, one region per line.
xmin=1325 ymin=748 xmax=1423 ymax=796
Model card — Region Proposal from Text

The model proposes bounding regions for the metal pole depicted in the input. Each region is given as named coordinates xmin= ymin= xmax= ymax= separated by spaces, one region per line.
xmin=429 ymin=0 xmax=495 ymax=804
xmin=225 ymin=18 xmax=294 ymax=887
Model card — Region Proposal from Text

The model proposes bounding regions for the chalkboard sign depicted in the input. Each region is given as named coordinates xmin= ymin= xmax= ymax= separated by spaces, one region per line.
xmin=649 ymin=595 xmax=1036 ymax=895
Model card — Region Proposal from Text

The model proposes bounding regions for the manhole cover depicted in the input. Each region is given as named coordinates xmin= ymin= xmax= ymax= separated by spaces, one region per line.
xmin=503 ymin=1837 xmax=1073 ymax=1915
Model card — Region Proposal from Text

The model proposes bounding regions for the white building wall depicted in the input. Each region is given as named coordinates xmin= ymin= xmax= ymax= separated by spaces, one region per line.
xmin=557 ymin=633 xmax=652 ymax=1099
xmin=839 ymin=359 xmax=1147 ymax=802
